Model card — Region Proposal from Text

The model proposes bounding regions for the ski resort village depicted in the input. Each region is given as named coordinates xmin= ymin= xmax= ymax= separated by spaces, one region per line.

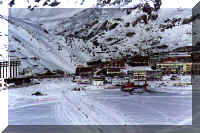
xmin=0 ymin=0 xmax=198 ymax=125
xmin=1 ymin=49 xmax=197 ymax=90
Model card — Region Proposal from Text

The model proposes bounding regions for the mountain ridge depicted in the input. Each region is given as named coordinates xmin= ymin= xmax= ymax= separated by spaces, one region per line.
xmin=4 ymin=2 xmax=192 ymax=74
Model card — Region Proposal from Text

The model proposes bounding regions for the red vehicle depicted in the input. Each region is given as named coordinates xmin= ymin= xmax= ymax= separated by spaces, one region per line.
xmin=121 ymin=81 xmax=148 ymax=92
xmin=121 ymin=82 xmax=134 ymax=92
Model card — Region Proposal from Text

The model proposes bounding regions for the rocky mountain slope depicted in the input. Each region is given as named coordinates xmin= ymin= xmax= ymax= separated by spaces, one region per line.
xmin=0 ymin=0 xmax=193 ymax=74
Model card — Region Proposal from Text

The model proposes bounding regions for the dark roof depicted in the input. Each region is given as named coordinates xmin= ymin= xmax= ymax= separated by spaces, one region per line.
xmin=87 ymin=60 xmax=102 ymax=66
xmin=76 ymin=67 xmax=94 ymax=73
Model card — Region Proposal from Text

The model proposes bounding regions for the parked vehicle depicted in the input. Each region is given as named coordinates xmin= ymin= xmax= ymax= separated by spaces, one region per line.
xmin=121 ymin=82 xmax=134 ymax=92
xmin=72 ymin=76 xmax=81 ymax=82
xmin=170 ymin=75 xmax=180 ymax=80
xmin=78 ymin=78 xmax=91 ymax=84
xmin=121 ymin=81 xmax=148 ymax=92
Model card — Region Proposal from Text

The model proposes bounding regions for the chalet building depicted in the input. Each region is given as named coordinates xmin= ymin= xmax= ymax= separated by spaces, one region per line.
xmin=184 ymin=63 xmax=192 ymax=74
xmin=127 ymin=56 xmax=149 ymax=67
xmin=87 ymin=58 xmax=125 ymax=69
xmin=149 ymin=56 xmax=162 ymax=65
xmin=176 ymin=56 xmax=192 ymax=63
xmin=173 ymin=46 xmax=192 ymax=53
xmin=170 ymin=55 xmax=191 ymax=62
xmin=0 ymin=60 xmax=21 ymax=79
xmin=162 ymin=57 xmax=177 ymax=63
xmin=96 ymin=67 xmax=124 ymax=77
xmin=156 ymin=62 xmax=192 ymax=74
xmin=157 ymin=62 xmax=182 ymax=74
xmin=87 ymin=59 xmax=103 ymax=68
xmin=75 ymin=66 xmax=96 ymax=77
xmin=92 ymin=77 xmax=105 ymax=86
xmin=156 ymin=54 xmax=192 ymax=74
xmin=162 ymin=55 xmax=192 ymax=63
xmin=106 ymin=68 xmax=123 ymax=76
xmin=104 ymin=59 xmax=125 ymax=68
xmin=127 ymin=66 xmax=162 ymax=81
xmin=147 ymin=70 xmax=163 ymax=80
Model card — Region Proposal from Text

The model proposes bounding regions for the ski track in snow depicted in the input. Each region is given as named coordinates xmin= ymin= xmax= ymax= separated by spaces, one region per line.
xmin=55 ymin=90 xmax=131 ymax=125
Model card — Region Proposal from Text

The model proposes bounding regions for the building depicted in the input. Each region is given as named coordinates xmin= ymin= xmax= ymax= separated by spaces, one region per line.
xmin=104 ymin=59 xmax=125 ymax=68
xmin=156 ymin=54 xmax=192 ymax=74
xmin=97 ymin=67 xmax=124 ymax=77
xmin=161 ymin=54 xmax=192 ymax=63
xmin=127 ymin=55 xmax=149 ymax=67
xmin=176 ymin=56 xmax=192 ymax=63
xmin=127 ymin=66 xmax=162 ymax=81
xmin=87 ymin=58 xmax=125 ymax=69
xmin=87 ymin=59 xmax=103 ymax=68
xmin=166 ymin=53 xmax=192 ymax=62
xmin=162 ymin=57 xmax=177 ymax=63
xmin=183 ymin=63 xmax=192 ymax=74
xmin=0 ymin=59 xmax=21 ymax=79
xmin=157 ymin=62 xmax=183 ymax=74
xmin=75 ymin=65 xmax=95 ymax=77
xmin=156 ymin=62 xmax=192 ymax=74
xmin=147 ymin=70 xmax=163 ymax=81
xmin=92 ymin=77 xmax=104 ymax=86
xmin=173 ymin=46 xmax=192 ymax=53
xmin=149 ymin=56 xmax=162 ymax=66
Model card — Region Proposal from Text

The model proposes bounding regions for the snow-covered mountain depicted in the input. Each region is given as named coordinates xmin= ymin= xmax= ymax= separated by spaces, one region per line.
xmin=1 ymin=0 xmax=193 ymax=74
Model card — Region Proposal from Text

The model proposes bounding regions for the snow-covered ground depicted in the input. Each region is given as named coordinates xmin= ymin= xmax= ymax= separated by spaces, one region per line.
xmin=8 ymin=77 xmax=192 ymax=125
xmin=149 ymin=75 xmax=192 ymax=95
xmin=0 ymin=89 xmax=8 ymax=133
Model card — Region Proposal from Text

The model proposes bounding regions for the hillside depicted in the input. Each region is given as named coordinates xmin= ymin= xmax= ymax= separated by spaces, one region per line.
xmin=0 ymin=0 xmax=193 ymax=74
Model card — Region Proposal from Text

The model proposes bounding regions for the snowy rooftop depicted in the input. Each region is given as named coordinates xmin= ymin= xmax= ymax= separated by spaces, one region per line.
xmin=158 ymin=61 xmax=192 ymax=64
xmin=168 ymin=52 xmax=191 ymax=57
xmin=126 ymin=66 xmax=154 ymax=71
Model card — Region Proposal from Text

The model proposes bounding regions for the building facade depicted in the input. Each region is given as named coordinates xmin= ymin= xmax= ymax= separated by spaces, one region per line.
xmin=87 ymin=59 xmax=125 ymax=69
xmin=75 ymin=65 xmax=95 ymax=77
xmin=0 ymin=60 xmax=21 ymax=79
xmin=127 ymin=56 xmax=149 ymax=67
xmin=127 ymin=67 xmax=162 ymax=81
xmin=104 ymin=59 xmax=125 ymax=68
xmin=92 ymin=77 xmax=105 ymax=86
xmin=156 ymin=62 xmax=192 ymax=74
